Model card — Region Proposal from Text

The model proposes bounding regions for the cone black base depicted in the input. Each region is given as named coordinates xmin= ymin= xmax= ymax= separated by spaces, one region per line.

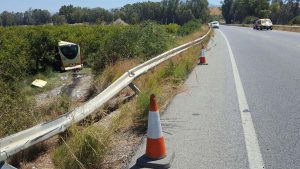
xmin=136 ymin=151 xmax=175 ymax=169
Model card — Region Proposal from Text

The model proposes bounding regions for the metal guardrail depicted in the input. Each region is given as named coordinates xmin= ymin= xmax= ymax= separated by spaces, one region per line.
xmin=0 ymin=28 xmax=211 ymax=162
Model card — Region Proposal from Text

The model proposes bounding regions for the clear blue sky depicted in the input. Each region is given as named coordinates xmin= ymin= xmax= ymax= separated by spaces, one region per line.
xmin=0 ymin=0 xmax=221 ymax=13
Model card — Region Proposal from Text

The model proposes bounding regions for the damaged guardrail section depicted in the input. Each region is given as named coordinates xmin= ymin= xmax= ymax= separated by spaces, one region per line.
xmin=0 ymin=28 xmax=211 ymax=162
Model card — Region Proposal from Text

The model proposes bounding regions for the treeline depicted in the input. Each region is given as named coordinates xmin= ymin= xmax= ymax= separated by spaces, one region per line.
xmin=0 ymin=9 xmax=52 ymax=26
xmin=222 ymin=0 xmax=300 ymax=24
xmin=0 ymin=0 xmax=209 ymax=26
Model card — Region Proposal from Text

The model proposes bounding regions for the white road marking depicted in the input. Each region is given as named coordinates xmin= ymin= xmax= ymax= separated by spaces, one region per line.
xmin=219 ymin=30 xmax=265 ymax=169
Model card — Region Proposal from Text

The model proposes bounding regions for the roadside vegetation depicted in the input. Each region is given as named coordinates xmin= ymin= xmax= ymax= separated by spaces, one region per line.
xmin=52 ymin=26 xmax=212 ymax=169
xmin=222 ymin=0 xmax=300 ymax=25
xmin=0 ymin=19 xmax=205 ymax=138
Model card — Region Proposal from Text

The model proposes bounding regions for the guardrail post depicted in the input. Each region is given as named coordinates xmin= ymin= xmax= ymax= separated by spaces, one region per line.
xmin=129 ymin=83 xmax=141 ymax=95
xmin=0 ymin=162 xmax=17 ymax=169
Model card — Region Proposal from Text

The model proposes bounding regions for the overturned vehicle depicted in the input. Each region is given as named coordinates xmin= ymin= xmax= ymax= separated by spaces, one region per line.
xmin=58 ymin=41 xmax=83 ymax=71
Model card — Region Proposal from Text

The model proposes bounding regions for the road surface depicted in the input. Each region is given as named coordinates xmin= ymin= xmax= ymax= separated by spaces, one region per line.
xmin=129 ymin=26 xmax=300 ymax=169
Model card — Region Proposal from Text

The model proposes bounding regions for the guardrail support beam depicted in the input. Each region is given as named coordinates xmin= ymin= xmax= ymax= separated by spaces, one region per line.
xmin=0 ymin=162 xmax=17 ymax=169
xmin=129 ymin=83 xmax=141 ymax=95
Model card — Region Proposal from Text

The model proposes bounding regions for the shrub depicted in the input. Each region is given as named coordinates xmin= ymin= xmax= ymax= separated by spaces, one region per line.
xmin=289 ymin=16 xmax=300 ymax=25
xmin=0 ymin=24 xmax=170 ymax=78
xmin=243 ymin=16 xmax=258 ymax=24
xmin=53 ymin=126 xmax=112 ymax=169
xmin=136 ymin=21 xmax=170 ymax=60
xmin=164 ymin=23 xmax=180 ymax=34
xmin=177 ymin=19 xmax=202 ymax=36
xmin=137 ymin=92 xmax=151 ymax=121
xmin=0 ymin=82 xmax=34 ymax=137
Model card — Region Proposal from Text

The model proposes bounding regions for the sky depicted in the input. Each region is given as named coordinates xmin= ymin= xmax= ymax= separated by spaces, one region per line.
xmin=0 ymin=0 xmax=221 ymax=13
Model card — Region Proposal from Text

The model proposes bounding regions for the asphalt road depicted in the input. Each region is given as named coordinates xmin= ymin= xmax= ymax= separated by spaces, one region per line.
xmin=129 ymin=26 xmax=300 ymax=169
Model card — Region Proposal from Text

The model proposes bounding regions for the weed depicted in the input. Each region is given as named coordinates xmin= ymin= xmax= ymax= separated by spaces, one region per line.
xmin=53 ymin=126 xmax=112 ymax=169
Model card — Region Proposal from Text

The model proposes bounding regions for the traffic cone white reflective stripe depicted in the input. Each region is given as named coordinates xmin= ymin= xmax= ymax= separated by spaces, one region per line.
xmin=146 ymin=94 xmax=166 ymax=160
xmin=147 ymin=111 xmax=163 ymax=139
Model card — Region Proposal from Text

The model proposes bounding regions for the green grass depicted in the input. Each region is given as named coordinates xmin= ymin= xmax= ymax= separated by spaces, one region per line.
xmin=21 ymin=69 xmax=64 ymax=96
xmin=53 ymin=126 xmax=112 ymax=169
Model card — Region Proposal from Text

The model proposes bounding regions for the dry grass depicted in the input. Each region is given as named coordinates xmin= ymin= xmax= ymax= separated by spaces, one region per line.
xmin=174 ymin=25 xmax=209 ymax=46
xmin=273 ymin=25 xmax=300 ymax=33
xmin=93 ymin=59 xmax=141 ymax=93
xmin=209 ymin=7 xmax=222 ymax=16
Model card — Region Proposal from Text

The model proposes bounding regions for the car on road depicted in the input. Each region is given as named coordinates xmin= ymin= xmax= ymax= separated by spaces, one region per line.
xmin=253 ymin=19 xmax=273 ymax=30
xmin=210 ymin=21 xmax=220 ymax=29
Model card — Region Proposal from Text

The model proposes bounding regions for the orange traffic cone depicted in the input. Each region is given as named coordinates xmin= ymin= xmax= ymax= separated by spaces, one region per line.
xmin=146 ymin=94 xmax=166 ymax=159
xmin=136 ymin=94 xmax=175 ymax=169
xmin=199 ymin=56 xmax=206 ymax=65
xmin=198 ymin=45 xmax=208 ymax=65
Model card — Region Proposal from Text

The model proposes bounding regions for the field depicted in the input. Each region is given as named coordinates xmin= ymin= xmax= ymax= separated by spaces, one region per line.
xmin=0 ymin=20 xmax=202 ymax=137
xmin=0 ymin=18 xmax=211 ymax=168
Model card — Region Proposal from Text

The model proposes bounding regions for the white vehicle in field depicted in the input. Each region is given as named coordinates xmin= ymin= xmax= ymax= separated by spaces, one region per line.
xmin=210 ymin=21 xmax=220 ymax=28
xmin=58 ymin=41 xmax=83 ymax=71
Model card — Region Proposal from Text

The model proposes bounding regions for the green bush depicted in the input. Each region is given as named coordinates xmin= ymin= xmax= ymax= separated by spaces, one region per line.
xmin=243 ymin=16 xmax=258 ymax=24
xmin=178 ymin=19 xmax=202 ymax=36
xmin=289 ymin=16 xmax=300 ymax=25
xmin=0 ymin=23 xmax=171 ymax=77
xmin=164 ymin=23 xmax=181 ymax=34
xmin=0 ymin=82 xmax=34 ymax=137
xmin=136 ymin=21 xmax=170 ymax=60
xmin=160 ymin=61 xmax=176 ymax=78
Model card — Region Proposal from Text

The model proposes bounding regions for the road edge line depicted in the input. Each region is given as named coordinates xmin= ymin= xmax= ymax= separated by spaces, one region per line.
xmin=219 ymin=29 xmax=265 ymax=169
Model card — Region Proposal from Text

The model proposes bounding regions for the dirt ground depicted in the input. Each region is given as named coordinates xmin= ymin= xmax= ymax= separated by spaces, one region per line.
xmin=35 ymin=71 xmax=93 ymax=105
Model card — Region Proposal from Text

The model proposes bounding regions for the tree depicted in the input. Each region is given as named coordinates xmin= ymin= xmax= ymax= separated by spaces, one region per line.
xmin=88 ymin=7 xmax=113 ymax=24
xmin=176 ymin=5 xmax=195 ymax=25
xmin=270 ymin=1 xmax=281 ymax=24
xmin=59 ymin=5 xmax=76 ymax=23
xmin=1 ymin=11 xmax=15 ymax=26
xmin=24 ymin=9 xmax=34 ymax=25
xmin=187 ymin=0 xmax=209 ymax=22
xmin=52 ymin=14 xmax=67 ymax=25
xmin=0 ymin=1 xmax=210 ymax=26
xmin=161 ymin=0 xmax=180 ymax=24
xmin=27 ymin=30 xmax=56 ymax=72
xmin=222 ymin=0 xmax=234 ymax=23
xmin=14 ymin=12 xmax=24 ymax=25
xmin=277 ymin=0 xmax=297 ymax=24
xmin=32 ymin=9 xmax=52 ymax=25
xmin=222 ymin=0 xmax=270 ymax=23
